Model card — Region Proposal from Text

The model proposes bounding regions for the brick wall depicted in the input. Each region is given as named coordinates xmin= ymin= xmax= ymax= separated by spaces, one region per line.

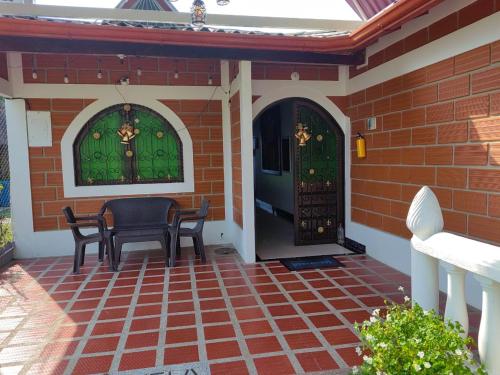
xmin=22 ymin=54 xmax=221 ymax=86
xmin=348 ymin=41 xmax=500 ymax=244
xmin=27 ymin=98 xmax=224 ymax=232
xmin=252 ymin=63 xmax=339 ymax=81
xmin=350 ymin=0 xmax=498 ymax=78
xmin=230 ymin=92 xmax=243 ymax=228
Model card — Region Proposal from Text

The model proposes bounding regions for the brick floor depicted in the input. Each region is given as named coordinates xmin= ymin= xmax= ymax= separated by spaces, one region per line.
xmin=0 ymin=248 xmax=479 ymax=374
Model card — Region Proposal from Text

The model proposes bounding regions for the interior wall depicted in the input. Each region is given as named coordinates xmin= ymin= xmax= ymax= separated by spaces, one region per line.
xmin=254 ymin=101 xmax=294 ymax=215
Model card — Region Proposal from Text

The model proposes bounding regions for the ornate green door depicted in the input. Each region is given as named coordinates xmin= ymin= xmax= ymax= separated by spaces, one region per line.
xmin=294 ymin=101 xmax=344 ymax=245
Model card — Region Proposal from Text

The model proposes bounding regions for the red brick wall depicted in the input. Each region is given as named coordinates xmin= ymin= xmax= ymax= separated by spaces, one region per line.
xmin=230 ymin=92 xmax=243 ymax=228
xmin=0 ymin=53 xmax=7 ymax=81
xmin=350 ymin=0 xmax=498 ymax=78
xmin=22 ymin=53 xmax=221 ymax=86
xmin=348 ymin=41 xmax=500 ymax=244
xmin=253 ymin=63 xmax=339 ymax=81
xmin=27 ymin=98 xmax=224 ymax=232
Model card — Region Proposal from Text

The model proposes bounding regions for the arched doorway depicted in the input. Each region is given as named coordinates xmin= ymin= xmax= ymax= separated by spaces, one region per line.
xmin=253 ymin=98 xmax=345 ymax=260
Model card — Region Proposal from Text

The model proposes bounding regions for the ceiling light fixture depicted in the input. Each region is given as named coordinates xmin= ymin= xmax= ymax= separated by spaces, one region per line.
xmin=191 ymin=0 xmax=230 ymax=28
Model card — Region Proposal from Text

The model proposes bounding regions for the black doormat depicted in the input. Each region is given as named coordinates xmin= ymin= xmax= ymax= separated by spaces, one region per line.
xmin=280 ymin=255 xmax=345 ymax=271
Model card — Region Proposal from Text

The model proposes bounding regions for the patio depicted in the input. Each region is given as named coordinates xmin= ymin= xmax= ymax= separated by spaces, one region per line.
xmin=0 ymin=247 xmax=473 ymax=375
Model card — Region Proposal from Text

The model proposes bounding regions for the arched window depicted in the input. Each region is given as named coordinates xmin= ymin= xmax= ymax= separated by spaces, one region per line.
xmin=73 ymin=104 xmax=183 ymax=186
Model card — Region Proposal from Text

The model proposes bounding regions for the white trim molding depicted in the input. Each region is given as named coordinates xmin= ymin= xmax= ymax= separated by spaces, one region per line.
xmin=0 ymin=78 xmax=12 ymax=98
xmin=61 ymin=97 xmax=194 ymax=198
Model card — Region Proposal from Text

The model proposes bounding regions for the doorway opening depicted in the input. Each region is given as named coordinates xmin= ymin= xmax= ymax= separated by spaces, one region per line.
xmin=253 ymin=98 xmax=347 ymax=260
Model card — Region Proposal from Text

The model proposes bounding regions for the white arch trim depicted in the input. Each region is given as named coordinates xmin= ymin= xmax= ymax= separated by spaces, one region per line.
xmin=251 ymin=84 xmax=353 ymax=233
xmin=61 ymin=96 xmax=194 ymax=198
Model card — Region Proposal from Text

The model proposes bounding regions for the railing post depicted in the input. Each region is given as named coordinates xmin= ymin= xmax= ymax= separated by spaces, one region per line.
xmin=406 ymin=186 xmax=443 ymax=312
xmin=474 ymin=275 xmax=500 ymax=373
xmin=441 ymin=262 xmax=468 ymax=337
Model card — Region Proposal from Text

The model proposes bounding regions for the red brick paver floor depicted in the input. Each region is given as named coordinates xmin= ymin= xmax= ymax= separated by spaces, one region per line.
xmin=0 ymin=248 xmax=479 ymax=374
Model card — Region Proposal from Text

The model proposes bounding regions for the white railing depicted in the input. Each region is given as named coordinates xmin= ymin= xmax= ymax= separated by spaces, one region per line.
xmin=407 ymin=186 xmax=500 ymax=373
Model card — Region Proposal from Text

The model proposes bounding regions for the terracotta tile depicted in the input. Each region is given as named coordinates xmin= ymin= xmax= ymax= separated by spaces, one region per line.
xmin=298 ymin=301 xmax=329 ymax=314
xmin=260 ymin=293 xmax=288 ymax=305
xmin=281 ymin=282 xmax=307 ymax=291
xmin=342 ymin=309 xmax=371 ymax=324
xmin=240 ymin=320 xmax=273 ymax=336
xmin=210 ymin=360 xmax=249 ymax=375
xmin=254 ymin=355 xmax=295 ymax=375
xmin=73 ymin=355 xmax=113 ymax=375
xmin=134 ymin=304 xmax=162 ymax=317
xmin=246 ymin=336 xmax=282 ymax=355
xmin=164 ymin=345 xmax=199 ymax=365
xmin=202 ymin=310 xmax=231 ymax=324
xmin=322 ymin=328 xmax=360 ymax=345
xmin=83 ymin=336 xmax=120 ymax=354
xmin=288 ymin=291 xmax=317 ymax=302
xmin=199 ymin=298 xmax=226 ymax=311
xmin=309 ymin=314 xmax=343 ymax=329
xmin=285 ymin=332 xmax=322 ymax=350
xmin=92 ymin=320 xmax=125 ymax=336
xmin=227 ymin=286 xmax=254 ymax=296
xmin=197 ymin=288 xmax=223 ymax=299
xmin=169 ymin=291 xmax=193 ymax=301
xmin=337 ymin=347 xmax=363 ymax=366
xmin=167 ymin=313 xmax=196 ymax=328
xmin=125 ymin=332 xmax=159 ymax=349
xmin=167 ymin=301 xmax=194 ymax=314
xmin=206 ymin=340 xmax=241 ymax=360
xmin=119 ymin=350 xmax=156 ymax=371
xmin=98 ymin=307 xmax=128 ymax=321
xmin=267 ymin=305 xmax=298 ymax=317
xmin=296 ymin=351 xmax=339 ymax=372
xmin=328 ymin=298 xmax=361 ymax=310
xmin=166 ymin=327 xmax=197 ymax=345
xmin=234 ymin=307 xmax=265 ymax=321
xmin=137 ymin=293 xmax=163 ymax=305
xmin=130 ymin=317 xmax=161 ymax=331
xmin=318 ymin=288 xmax=346 ymax=299
xmin=204 ymin=324 xmax=236 ymax=340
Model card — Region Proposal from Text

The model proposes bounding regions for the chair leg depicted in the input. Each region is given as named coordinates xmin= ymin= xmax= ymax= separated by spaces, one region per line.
xmin=105 ymin=235 xmax=116 ymax=271
xmin=169 ymin=232 xmax=178 ymax=267
xmin=114 ymin=240 xmax=123 ymax=270
xmin=73 ymin=242 xmax=84 ymax=274
xmin=196 ymin=233 xmax=207 ymax=264
xmin=193 ymin=236 xmax=200 ymax=257
xmin=160 ymin=235 xmax=168 ymax=267
xmin=176 ymin=236 xmax=181 ymax=258
xmin=80 ymin=245 xmax=86 ymax=266
xmin=98 ymin=241 xmax=104 ymax=262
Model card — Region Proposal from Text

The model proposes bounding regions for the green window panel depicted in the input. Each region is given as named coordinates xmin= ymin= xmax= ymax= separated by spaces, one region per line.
xmin=297 ymin=104 xmax=337 ymax=184
xmin=74 ymin=104 xmax=183 ymax=186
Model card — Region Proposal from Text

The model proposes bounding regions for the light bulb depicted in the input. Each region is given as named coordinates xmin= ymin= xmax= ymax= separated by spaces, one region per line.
xmin=174 ymin=71 xmax=179 ymax=79
xmin=32 ymin=70 xmax=38 ymax=80
xmin=63 ymin=74 xmax=69 ymax=84
xmin=97 ymin=70 xmax=103 ymax=79
xmin=208 ymin=76 xmax=213 ymax=85
xmin=217 ymin=0 xmax=230 ymax=5
xmin=136 ymin=68 xmax=142 ymax=77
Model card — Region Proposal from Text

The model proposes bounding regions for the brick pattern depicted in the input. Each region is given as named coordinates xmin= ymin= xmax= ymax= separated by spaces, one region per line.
xmin=230 ymin=92 xmax=243 ymax=228
xmin=22 ymin=54 xmax=221 ymax=86
xmin=27 ymin=98 xmax=225 ymax=232
xmin=348 ymin=42 xmax=500 ymax=244
xmin=0 ymin=53 xmax=7 ymax=81
xmin=252 ymin=63 xmax=339 ymax=81
xmin=350 ymin=0 xmax=497 ymax=78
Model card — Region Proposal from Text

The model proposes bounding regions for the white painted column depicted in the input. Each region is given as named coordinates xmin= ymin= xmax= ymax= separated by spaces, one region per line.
xmin=406 ymin=186 xmax=444 ymax=312
xmin=238 ymin=61 xmax=256 ymax=264
xmin=220 ymin=60 xmax=233 ymax=244
xmin=5 ymin=98 xmax=34 ymax=257
xmin=474 ymin=275 xmax=500 ymax=374
xmin=441 ymin=262 xmax=468 ymax=337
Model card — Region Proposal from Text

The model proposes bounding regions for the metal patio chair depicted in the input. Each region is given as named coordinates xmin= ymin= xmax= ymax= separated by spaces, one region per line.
xmin=98 ymin=197 xmax=178 ymax=269
xmin=168 ymin=198 xmax=209 ymax=267
xmin=62 ymin=206 xmax=109 ymax=274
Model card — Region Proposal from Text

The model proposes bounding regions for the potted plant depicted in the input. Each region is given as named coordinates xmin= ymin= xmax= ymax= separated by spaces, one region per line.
xmin=352 ymin=287 xmax=487 ymax=374
xmin=0 ymin=183 xmax=13 ymax=268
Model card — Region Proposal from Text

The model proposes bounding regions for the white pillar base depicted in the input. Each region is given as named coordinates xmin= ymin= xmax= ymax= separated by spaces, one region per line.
xmin=411 ymin=245 xmax=439 ymax=312
xmin=474 ymin=275 xmax=500 ymax=374
xmin=441 ymin=262 xmax=468 ymax=337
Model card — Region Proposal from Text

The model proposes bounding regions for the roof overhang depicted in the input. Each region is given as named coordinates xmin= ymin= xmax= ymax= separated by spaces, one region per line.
xmin=0 ymin=0 xmax=444 ymax=65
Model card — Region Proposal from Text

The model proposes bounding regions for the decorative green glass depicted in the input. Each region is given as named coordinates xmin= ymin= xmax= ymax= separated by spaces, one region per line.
xmin=74 ymin=104 xmax=183 ymax=186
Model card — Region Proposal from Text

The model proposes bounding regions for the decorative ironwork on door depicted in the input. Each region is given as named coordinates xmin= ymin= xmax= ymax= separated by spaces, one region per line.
xmin=74 ymin=104 xmax=183 ymax=186
xmin=294 ymin=101 xmax=344 ymax=245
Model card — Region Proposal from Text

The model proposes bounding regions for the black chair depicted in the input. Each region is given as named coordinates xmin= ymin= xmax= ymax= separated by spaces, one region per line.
xmin=168 ymin=198 xmax=209 ymax=267
xmin=62 ymin=207 xmax=109 ymax=274
xmin=99 ymin=197 xmax=178 ymax=268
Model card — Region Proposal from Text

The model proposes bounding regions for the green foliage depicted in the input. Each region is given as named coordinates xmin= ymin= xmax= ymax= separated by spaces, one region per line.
xmin=0 ymin=183 xmax=12 ymax=249
xmin=352 ymin=288 xmax=487 ymax=375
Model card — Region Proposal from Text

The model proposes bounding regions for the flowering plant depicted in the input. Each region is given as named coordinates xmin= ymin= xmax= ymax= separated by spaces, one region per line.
xmin=351 ymin=287 xmax=487 ymax=374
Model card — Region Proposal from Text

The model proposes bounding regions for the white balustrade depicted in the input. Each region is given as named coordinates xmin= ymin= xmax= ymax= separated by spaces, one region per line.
xmin=407 ymin=186 xmax=500 ymax=374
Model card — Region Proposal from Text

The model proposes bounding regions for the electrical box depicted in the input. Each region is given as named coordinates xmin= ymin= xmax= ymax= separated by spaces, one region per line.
xmin=27 ymin=111 xmax=52 ymax=147
xmin=367 ymin=117 xmax=377 ymax=131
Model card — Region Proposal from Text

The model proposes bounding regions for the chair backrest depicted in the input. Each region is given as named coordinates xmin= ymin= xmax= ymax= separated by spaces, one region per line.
xmin=62 ymin=206 xmax=81 ymax=238
xmin=193 ymin=198 xmax=210 ymax=231
xmin=101 ymin=197 xmax=177 ymax=228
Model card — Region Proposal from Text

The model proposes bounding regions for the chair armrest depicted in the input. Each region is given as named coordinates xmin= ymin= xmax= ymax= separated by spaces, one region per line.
xmin=74 ymin=215 xmax=102 ymax=222
xmin=74 ymin=215 xmax=107 ymax=232
xmin=69 ymin=222 xmax=101 ymax=229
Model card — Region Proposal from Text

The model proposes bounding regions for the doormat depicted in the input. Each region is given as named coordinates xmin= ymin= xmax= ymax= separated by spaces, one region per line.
xmin=280 ymin=255 xmax=345 ymax=271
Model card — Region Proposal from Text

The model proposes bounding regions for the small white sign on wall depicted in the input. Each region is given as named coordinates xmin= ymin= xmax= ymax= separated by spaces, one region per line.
xmin=27 ymin=111 xmax=52 ymax=147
